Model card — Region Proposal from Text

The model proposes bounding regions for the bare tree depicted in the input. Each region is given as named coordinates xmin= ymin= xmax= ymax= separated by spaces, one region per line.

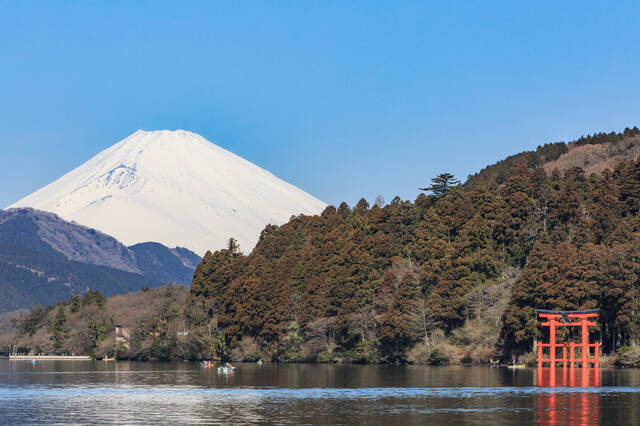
xmin=302 ymin=316 xmax=338 ymax=360
xmin=402 ymin=297 xmax=435 ymax=344
xmin=349 ymin=303 xmax=379 ymax=346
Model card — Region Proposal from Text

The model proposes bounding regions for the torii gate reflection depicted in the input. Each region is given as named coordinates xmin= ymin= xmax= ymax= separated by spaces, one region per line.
xmin=534 ymin=309 xmax=601 ymax=424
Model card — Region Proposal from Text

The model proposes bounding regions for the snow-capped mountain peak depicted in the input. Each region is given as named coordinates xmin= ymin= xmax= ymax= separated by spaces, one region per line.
xmin=9 ymin=130 xmax=327 ymax=254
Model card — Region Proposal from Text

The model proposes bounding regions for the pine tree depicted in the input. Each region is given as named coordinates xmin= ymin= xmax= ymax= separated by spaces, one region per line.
xmin=50 ymin=306 xmax=68 ymax=352
xmin=419 ymin=173 xmax=461 ymax=197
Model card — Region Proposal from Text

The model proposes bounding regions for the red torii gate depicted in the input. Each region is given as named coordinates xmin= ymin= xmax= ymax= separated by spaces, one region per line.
xmin=536 ymin=309 xmax=600 ymax=368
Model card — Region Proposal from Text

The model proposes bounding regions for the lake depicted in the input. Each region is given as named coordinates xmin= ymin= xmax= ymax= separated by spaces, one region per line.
xmin=1 ymin=360 xmax=639 ymax=424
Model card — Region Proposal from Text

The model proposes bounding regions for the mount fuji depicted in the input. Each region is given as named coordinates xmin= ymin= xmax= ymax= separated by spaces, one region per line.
xmin=9 ymin=130 xmax=327 ymax=255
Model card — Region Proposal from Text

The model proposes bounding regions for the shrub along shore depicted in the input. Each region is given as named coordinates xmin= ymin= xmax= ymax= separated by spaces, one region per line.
xmin=2 ymin=285 xmax=639 ymax=367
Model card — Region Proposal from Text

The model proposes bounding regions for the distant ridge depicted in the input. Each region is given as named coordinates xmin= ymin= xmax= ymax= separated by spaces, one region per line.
xmin=0 ymin=242 xmax=162 ymax=313
xmin=0 ymin=208 xmax=203 ymax=312
xmin=465 ymin=127 xmax=640 ymax=188
xmin=0 ymin=208 xmax=200 ymax=286
xmin=0 ymin=208 xmax=139 ymax=272
xmin=130 ymin=242 xmax=201 ymax=284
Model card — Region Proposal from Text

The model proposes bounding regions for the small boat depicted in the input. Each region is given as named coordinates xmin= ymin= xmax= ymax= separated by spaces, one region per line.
xmin=217 ymin=363 xmax=236 ymax=373
xmin=103 ymin=357 xmax=116 ymax=362
xmin=506 ymin=364 xmax=526 ymax=369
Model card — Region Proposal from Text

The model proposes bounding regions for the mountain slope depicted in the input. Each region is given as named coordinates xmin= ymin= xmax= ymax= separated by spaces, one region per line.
xmin=0 ymin=208 xmax=200 ymax=285
xmin=465 ymin=127 xmax=640 ymax=189
xmin=0 ymin=243 xmax=162 ymax=312
xmin=0 ymin=208 xmax=139 ymax=272
xmin=169 ymin=246 xmax=202 ymax=270
xmin=543 ymin=130 xmax=640 ymax=176
xmin=130 ymin=242 xmax=198 ymax=284
xmin=9 ymin=130 xmax=327 ymax=254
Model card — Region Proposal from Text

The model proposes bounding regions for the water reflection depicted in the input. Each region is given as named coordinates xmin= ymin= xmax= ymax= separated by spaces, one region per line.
xmin=2 ymin=361 xmax=640 ymax=425
xmin=536 ymin=366 xmax=600 ymax=424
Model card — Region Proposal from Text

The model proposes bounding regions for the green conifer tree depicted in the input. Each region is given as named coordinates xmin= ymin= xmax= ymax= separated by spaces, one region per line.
xmin=419 ymin=173 xmax=461 ymax=197
xmin=50 ymin=306 xmax=68 ymax=352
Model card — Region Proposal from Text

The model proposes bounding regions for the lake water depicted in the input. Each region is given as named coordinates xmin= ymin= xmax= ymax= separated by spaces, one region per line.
xmin=1 ymin=360 xmax=639 ymax=425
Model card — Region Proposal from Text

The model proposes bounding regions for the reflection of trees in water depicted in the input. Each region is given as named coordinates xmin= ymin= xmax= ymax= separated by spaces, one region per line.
xmin=193 ymin=392 xmax=269 ymax=424
xmin=6 ymin=362 xmax=640 ymax=424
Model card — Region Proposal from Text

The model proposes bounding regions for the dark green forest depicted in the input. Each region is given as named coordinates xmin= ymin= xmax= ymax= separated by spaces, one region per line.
xmin=188 ymin=127 xmax=640 ymax=363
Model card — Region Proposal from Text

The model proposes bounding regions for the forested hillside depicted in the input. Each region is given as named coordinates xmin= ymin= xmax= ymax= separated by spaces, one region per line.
xmin=3 ymin=286 xmax=191 ymax=359
xmin=0 ymin=243 xmax=162 ymax=312
xmin=0 ymin=208 xmax=201 ymax=286
xmin=466 ymin=127 xmax=640 ymax=188
xmin=130 ymin=242 xmax=202 ymax=284
xmin=0 ymin=208 xmax=201 ymax=313
xmin=188 ymin=127 xmax=640 ymax=363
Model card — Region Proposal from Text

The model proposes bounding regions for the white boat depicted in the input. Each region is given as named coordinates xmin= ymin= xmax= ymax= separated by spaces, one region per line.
xmin=217 ymin=364 xmax=236 ymax=374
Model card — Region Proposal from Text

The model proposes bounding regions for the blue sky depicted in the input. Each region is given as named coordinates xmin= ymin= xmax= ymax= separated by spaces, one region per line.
xmin=1 ymin=1 xmax=639 ymax=207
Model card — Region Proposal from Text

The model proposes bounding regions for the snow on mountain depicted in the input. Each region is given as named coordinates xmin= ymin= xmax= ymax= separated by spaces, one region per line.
xmin=9 ymin=130 xmax=327 ymax=255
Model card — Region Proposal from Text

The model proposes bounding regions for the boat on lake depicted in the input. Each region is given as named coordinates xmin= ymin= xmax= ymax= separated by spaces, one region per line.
xmin=506 ymin=364 xmax=526 ymax=369
xmin=217 ymin=363 xmax=235 ymax=374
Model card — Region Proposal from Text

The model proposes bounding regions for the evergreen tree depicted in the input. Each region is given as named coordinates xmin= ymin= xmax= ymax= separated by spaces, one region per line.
xmin=419 ymin=173 xmax=461 ymax=197
xmin=50 ymin=306 xmax=68 ymax=352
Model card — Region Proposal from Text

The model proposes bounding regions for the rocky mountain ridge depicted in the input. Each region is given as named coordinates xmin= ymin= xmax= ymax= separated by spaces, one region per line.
xmin=0 ymin=208 xmax=202 ymax=312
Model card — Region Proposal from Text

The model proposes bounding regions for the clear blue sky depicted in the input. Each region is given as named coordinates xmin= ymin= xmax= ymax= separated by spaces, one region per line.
xmin=1 ymin=1 xmax=639 ymax=208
